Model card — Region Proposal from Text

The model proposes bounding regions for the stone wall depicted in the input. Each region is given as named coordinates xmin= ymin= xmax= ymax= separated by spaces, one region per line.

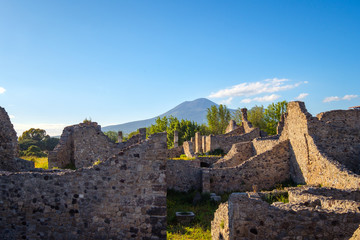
xmin=213 ymin=142 xmax=254 ymax=169
xmin=166 ymin=160 xmax=202 ymax=192
xmin=49 ymin=123 xmax=148 ymax=169
xmin=217 ymin=192 xmax=360 ymax=240
xmin=252 ymin=136 xmax=280 ymax=155
xmin=209 ymin=140 xmax=290 ymax=194
xmin=167 ymin=146 xmax=184 ymax=159
xmin=183 ymin=141 xmax=195 ymax=158
xmin=0 ymin=107 xmax=34 ymax=171
xmin=279 ymin=101 xmax=360 ymax=189
xmin=205 ymin=128 xmax=260 ymax=153
xmin=211 ymin=202 xmax=229 ymax=240
xmin=0 ymin=133 xmax=168 ymax=240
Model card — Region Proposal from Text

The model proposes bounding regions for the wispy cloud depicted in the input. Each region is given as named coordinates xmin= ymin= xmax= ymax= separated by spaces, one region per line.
xmin=0 ymin=87 xmax=6 ymax=94
xmin=209 ymin=78 xmax=305 ymax=98
xmin=9 ymin=115 xmax=15 ymax=119
xmin=241 ymin=94 xmax=280 ymax=103
xmin=295 ymin=93 xmax=309 ymax=100
xmin=323 ymin=94 xmax=358 ymax=103
xmin=220 ymin=97 xmax=233 ymax=105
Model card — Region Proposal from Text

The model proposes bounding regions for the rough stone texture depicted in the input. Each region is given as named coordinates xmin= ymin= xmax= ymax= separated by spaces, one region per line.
xmin=48 ymin=122 xmax=119 ymax=169
xmin=209 ymin=140 xmax=290 ymax=194
xmin=49 ymin=123 xmax=151 ymax=169
xmin=350 ymin=226 xmax=360 ymax=240
xmin=196 ymin=156 xmax=221 ymax=167
xmin=279 ymin=101 xmax=360 ymax=188
xmin=117 ymin=131 xmax=123 ymax=142
xmin=213 ymin=142 xmax=254 ymax=169
xmin=205 ymin=129 xmax=260 ymax=154
xmin=195 ymin=132 xmax=202 ymax=153
xmin=0 ymin=132 xmax=168 ymax=240
xmin=167 ymin=146 xmax=184 ymax=159
xmin=166 ymin=160 xmax=201 ymax=192
xmin=183 ymin=141 xmax=195 ymax=158
xmin=213 ymin=190 xmax=360 ymax=240
xmin=202 ymin=169 xmax=211 ymax=193
xmin=173 ymin=130 xmax=179 ymax=148
xmin=225 ymin=120 xmax=240 ymax=134
xmin=0 ymin=107 xmax=34 ymax=171
xmin=211 ymin=202 xmax=229 ymax=240
xmin=288 ymin=186 xmax=360 ymax=213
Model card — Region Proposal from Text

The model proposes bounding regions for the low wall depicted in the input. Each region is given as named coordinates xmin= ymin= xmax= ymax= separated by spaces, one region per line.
xmin=166 ymin=160 xmax=202 ymax=192
xmin=213 ymin=142 xmax=254 ymax=169
xmin=252 ymin=136 xmax=280 ymax=155
xmin=211 ymin=202 xmax=229 ymax=240
xmin=0 ymin=133 xmax=168 ymax=240
xmin=209 ymin=140 xmax=290 ymax=194
xmin=221 ymin=192 xmax=360 ymax=240
xmin=205 ymin=128 xmax=260 ymax=153
xmin=167 ymin=146 xmax=184 ymax=159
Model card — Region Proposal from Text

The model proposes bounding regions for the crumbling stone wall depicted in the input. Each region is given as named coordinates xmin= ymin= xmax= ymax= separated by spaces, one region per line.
xmin=166 ymin=160 xmax=202 ymax=192
xmin=211 ymin=202 xmax=229 ymax=240
xmin=213 ymin=142 xmax=254 ymax=169
xmin=209 ymin=140 xmax=290 ymax=194
xmin=204 ymin=129 xmax=260 ymax=153
xmin=49 ymin=123 xmax=148 ymax=169
xmin=280 ymin=101 xmax=360 ymax=189
xmin=183 ymin=141 xmax=195 ymax=158
xmin=0 ymin=133 xmax=168 ymax=240
xmin=212 ymin=190 xmax=360 ymax=240
xmin=0 ymin=107 xmax=34 ymax=171
xmin=167 ymin=145 xmax=184 ymax=159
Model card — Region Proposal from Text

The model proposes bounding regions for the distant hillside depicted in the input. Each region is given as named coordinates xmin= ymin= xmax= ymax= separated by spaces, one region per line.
xmin=102 ymin=98 xmax=234 ymax=134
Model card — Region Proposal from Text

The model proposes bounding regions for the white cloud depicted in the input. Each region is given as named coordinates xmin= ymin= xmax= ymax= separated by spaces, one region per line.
xmin=295 ymin=93 xmax=309 ymax=100
xmin=0 ymin=87 xmax=6 ymax=94
xmin=9 ymin=115 xmax=15 ymax=119
xmin=13 ymin=123 xmax=67 ymax=137
xmin=323 ymin=94 xmax=358 ymax=103
xmin=209 ymin=78 xmax=305 ymax=98
xmin=241 ymin=94 xmax=280 ymax=103
xmin=343 ymin=95 xmax=358 ymax=100
xmin=220 ymin=97 xmax=233 ymax=105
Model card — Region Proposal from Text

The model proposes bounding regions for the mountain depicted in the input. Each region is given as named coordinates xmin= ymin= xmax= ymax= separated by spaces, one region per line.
xmin=102 ymin=98 xmax=230 ymax=134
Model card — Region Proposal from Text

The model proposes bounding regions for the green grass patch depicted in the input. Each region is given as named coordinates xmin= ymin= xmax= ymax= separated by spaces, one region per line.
xmin=167 ymin=189 xmax=221 ymax=240
xmin=262 ymin=192 xmax=289 ymax=204
xmin=22 ymin=156 xmax=48 ymax=169
xmin=170 ymin=154 xmax=196 ymax=160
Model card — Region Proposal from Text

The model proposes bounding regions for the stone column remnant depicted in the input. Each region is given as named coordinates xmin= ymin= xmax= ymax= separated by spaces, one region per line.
xmin=174 ymin=130 xmax=179 ymax=148
xmin=118 ymin=131 xmax=123 ymax=143
xmin=139 ymin=128 xmax=146 ymax=140
xmin=195 ymin=132 xmax=202 ymax=153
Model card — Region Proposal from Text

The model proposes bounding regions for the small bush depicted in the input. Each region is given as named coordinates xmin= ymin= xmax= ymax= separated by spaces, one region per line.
xmin=23 ymin=145 xmax=47 ymax=157
xmin=262 ymin=192 xmax=289 ymax=204
xmin=220 ymin=220 xmax=225 ymax=229
xmin=208 ymin=148 xmax=225 ymax=156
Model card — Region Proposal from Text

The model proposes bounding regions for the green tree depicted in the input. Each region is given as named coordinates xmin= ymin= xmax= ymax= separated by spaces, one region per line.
xmin=264 ymin=101 xmax=288 ymax=135
xmin=104 ymin=131 xmax=118 ymax=143
xmin=147 ymin=116 xmax=206 ymax=148
xmin=23 ymin=145 xmax=47 ymax=157
xmin=248 ymin=105 xmax=266 ymax=131
xmin=19 ymin=128 xmax=47 ymax=142
xmin=231 ymin=108 xmax=242 ymax=125
xmin=206 ymin=104 xmax=231 ymax=135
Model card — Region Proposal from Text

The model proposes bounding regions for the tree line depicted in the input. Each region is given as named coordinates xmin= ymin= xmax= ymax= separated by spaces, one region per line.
xmin=106 ymin=100 xmax=288 ymax=148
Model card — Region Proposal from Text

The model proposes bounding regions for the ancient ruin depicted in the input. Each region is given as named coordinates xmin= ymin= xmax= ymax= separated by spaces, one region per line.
xmin=1 ymin=100 xmax=360 ymax=239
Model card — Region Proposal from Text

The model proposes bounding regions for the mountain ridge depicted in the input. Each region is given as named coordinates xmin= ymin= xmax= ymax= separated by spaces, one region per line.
xmin=102 ymin=98 xmax=230 ymax=134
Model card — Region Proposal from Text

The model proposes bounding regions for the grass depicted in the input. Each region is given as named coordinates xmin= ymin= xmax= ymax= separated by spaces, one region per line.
xmin=22 ymin=156 xmax=48 ymax=169
xmin=167 ymin=189 xmax=221 ymax=240
xmin=170 ymin=154 xmax=196 ymax=161
xmin=262 ymin=192 xmax=289 ymax=204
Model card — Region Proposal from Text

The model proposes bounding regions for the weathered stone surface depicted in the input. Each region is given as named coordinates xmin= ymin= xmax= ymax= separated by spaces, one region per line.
xmin=166 ymin=160 xmax=202 ymax=192
xmin=0 ymin=132 xmax=168 ymax=240
xmin=183 ymin=141 xmax=195 ymax=158
xmin=0 ymin=107 xmax=34 ymax=171
xmin=213 ymin=189 xmax=360 ymax=240
xmin=225 ymin=120 xmax=240 ymax=134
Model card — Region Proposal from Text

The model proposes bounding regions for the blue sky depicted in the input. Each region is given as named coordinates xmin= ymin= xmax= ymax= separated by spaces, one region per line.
xmin=1 ymin=0 xmax=359 ymax=136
